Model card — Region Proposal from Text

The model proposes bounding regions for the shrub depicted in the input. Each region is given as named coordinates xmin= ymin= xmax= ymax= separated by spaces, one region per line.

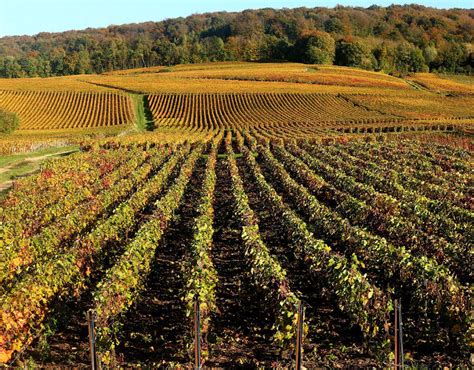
xmin=0 ymin=109 xmax=20 ymax=133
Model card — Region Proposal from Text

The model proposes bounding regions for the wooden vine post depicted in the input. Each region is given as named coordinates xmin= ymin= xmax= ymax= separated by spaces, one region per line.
xmin=394 ymin=299 xmax=399 ymax=369
xmin=398 ymin=299 xmax=404 ymax=369
xmin=295 ymin=301 xmax=305 ymax=370
xmin=86 ymin=309 xmax=97 ymax=370
xmin=194 ymin=294 xmax=202 ymax=369
xmin=394 ymin=299 xmax=404 ymax=369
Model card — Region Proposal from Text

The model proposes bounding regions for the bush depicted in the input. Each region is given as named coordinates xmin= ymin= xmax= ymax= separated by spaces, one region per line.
xmin=0 ymin=109 xmax=20 ymax=133
xmin=158 ymin=67 xmax=174 ymax=73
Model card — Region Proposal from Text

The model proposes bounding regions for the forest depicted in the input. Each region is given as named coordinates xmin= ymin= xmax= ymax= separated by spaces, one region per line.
xmin=0 ymin=5 xmax=473 ymax=78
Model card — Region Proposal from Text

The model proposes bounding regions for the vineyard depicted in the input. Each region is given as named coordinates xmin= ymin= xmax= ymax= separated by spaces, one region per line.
xmin=0 ymin=63 xmax=472 ymax=134
xmin=0 ymin=62 xmax=472 ymax=367
xmin=148 ymin=93 xmax=392 ymax=130
xmin=0 ymin=91 xmax=135 ymax=130
xmin=0 ymin=128 xmax=472 ymax=367
xmin=147 ymin=92 xmax=473 ymax=136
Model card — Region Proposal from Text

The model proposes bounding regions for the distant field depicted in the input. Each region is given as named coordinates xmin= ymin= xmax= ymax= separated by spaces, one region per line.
xmin=407 ymin=73 xmax=474 ymax=94
xmin=0 ymin=90 xmax=135 ymax=130
xmin=0 ymin=62 xmax=472 ymax=134
xmin=0 ymin=75 xmax=110 ymax=91
xmin=83 ymin=63 xmax=418 ymax=95
xmin=137 ymin=63 xmax=410 ymax=89
xmin=148 ymin=92 xmax=393 ymax=131
xmin=106 ymin=63 xmax=411 ymax=89
xmin=82 ymin=73 xmax=399 ymax=94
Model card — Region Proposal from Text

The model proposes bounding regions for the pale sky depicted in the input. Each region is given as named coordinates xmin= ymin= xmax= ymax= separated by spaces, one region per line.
xmin=0 ymin=0 xmax=472 ymax=37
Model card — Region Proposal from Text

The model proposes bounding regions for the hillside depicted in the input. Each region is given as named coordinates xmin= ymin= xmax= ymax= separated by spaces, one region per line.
xmin=0 ymin=63 xmax=472 ymax=138
xmin=0 ymin=2 xmax=472 ymax=367
xmin=0 ymin=57 xmax=472 ymax=370
xmin=0 ymin=5 xmax=473 ymax=78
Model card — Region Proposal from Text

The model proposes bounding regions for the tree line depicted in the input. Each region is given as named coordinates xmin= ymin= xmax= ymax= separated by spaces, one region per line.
xmin=0 ymin=5 xmax=472 ymax=78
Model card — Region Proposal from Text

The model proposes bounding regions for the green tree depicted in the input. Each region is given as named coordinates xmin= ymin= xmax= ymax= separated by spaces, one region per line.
xmin=324 ymin=17 xmax=344 ymax=34
xmin=423 ymin=45 xmax=438 ymax=71
xmin=1 ymin=57 xmax=23 ymax=78
xmin=298 ymin=31 xmax=336 ymax=64
xmin=436 ymin=43 xmax=467 ymax=73
xmin=201 ymin=36 xmax=226 ymax=61
xmin=76 ymin=48 xmax=92 ymax=74
xmin=91 ymin=50 xmax=106 ymax=74
xmin=18 ymin=57 xmax=38 ymax=77
xmin=38 ymin=59 xmax=52 ymax=77
xmin=49 ymin=47 xmax=66 ymax=76
xmin=394 ymin=43 xmax=427 ymax=73
xmin=335 ymin=39 xmax=374 ymax=69
xmin=259 ymin=35 xmax=289 ymax=61
xmin=103 ymin=40 xmax=119 ymax=71
xmin=188 ymin=42 xmax=203 ymax=63
xmin=154 ymin=39 xmax=182 ymax=66
xmin=373 ymin=43 xmax=392 ymax=72
xmin=0 ymin=109 xmax=20 ymax=134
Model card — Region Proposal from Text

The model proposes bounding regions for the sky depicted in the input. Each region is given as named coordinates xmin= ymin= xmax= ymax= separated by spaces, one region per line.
xmin=0 ymin=0 xmax=472 ymax=37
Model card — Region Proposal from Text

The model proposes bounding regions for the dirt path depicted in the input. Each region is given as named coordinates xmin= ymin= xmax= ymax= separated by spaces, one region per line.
xmin=0 ymin=149 xmax=77 ymax=192
xmin=0 ymin=180 xmax=13 ymax=192
xmin=0 ymin=149 xmax=76 ymax=172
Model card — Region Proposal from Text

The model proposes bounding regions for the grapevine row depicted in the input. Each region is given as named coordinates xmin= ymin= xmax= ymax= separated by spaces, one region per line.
xmin=236 ymin=134 xmax=391 ymax=345
xmin=0 ymin=146 xmax=168 ymax=291
xmin=182 ymin=134 xmax=221 ymax=359
xmin=342 ymin=141 xmax=472 ymax=209
xmin=257 ymin=143 xmax=468 ymax=337
xmin=92 ymin=145 xmax=204 ymax=365
xmin=1 ymin=147 xmax=140 ymax=239
xmin=226 ymin=131 xmax=300 ymax=348
xmin=279 ymin=143 xmax=467 ymax=281
xmin=148 ymin=93 xmax=392 ymax=132
xmin=0 ymin=145 xmax=189 ymax=364
xmin=302 ymin=142 xmax=471 ymax=248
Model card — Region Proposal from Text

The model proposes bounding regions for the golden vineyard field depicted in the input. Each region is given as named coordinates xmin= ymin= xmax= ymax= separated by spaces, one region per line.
xmin=147 ymin=92 xmax=473 ymax=137
xmin=0 ymin=62 xmax=473 ymax=368
xmin=148 ymin=93 xmax=392 ymax=130
xmin=0 ymin=63 xmax=473 ymax=135
xmin=0 ymin=91 xmax=135 ymax=130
